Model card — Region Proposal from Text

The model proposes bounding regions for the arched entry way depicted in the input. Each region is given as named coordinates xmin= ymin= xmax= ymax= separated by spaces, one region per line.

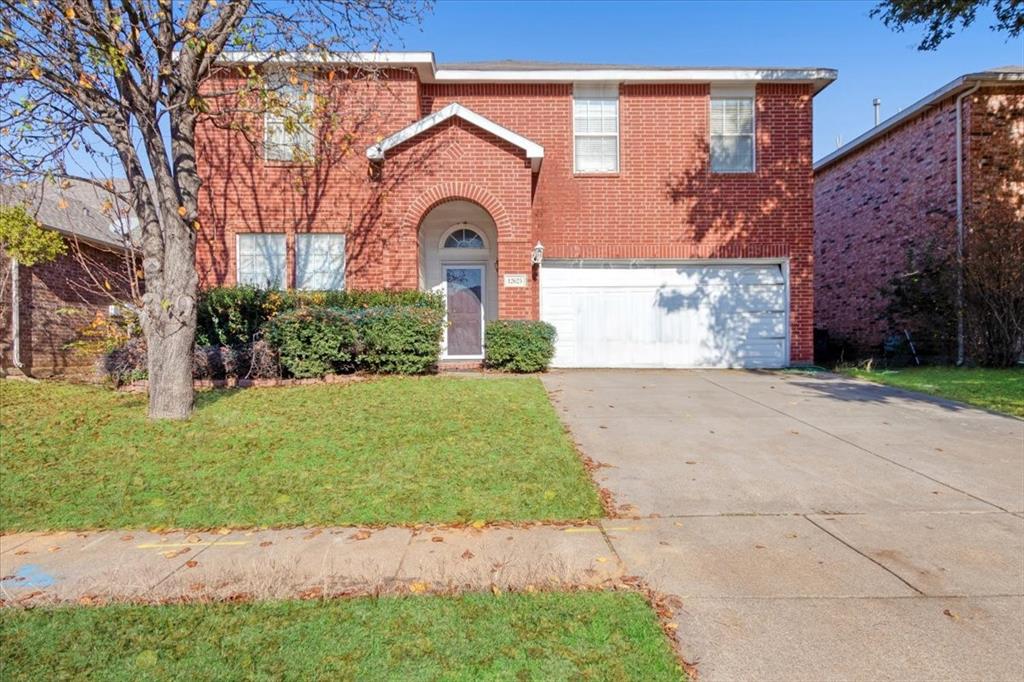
xmin=418 ymin=200 xmax=499 ymax=359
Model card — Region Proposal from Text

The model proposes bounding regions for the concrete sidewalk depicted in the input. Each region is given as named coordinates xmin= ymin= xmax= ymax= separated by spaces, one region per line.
xmin=1 ymin=523 xmax=626 ymax=603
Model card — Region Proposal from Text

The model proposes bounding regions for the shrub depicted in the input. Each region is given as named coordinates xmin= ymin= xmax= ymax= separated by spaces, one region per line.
xmin=102 ymin=337 xmax=148 ymax=386
xmin=484 ymin=320 xmax=557 ymax=373
xmin=102 ymin=340 xmax=282 ymax=386
xmin=262 ymin=307 xmax=359 ymax=378
xmin=355 ymin=305 xmax=444 ymax=374
xmin=196 ymin=286 xmax=270 ymax=347
xmin=196 ymin=287 xmax=443 ymax=347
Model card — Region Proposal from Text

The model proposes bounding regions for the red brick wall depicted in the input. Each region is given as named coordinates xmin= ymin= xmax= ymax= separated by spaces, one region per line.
xmin=814 ymin=84 xmax=1023 ymax=353
xmin=197 ymin=72 xmax=816 ymax=361
xmin=1 ymin=241 xmax=130 ymax=378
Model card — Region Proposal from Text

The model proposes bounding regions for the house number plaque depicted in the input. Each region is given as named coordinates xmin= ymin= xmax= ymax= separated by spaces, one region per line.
xmin=503 ymin=274 xmax=528 ymax=288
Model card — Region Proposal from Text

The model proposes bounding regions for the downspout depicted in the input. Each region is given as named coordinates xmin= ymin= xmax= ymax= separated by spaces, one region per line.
xmin=954 ymin=82 xmax=980 ymax=367
xmin=10 ymin=258 xmax=24 ymax=371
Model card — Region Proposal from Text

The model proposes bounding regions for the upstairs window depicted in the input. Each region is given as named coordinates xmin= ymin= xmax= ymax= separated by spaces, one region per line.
xmin=710 ymin=95 xmax=755 ymax=173
xmin=237 ymin=233 xmax=286 ymax=289
xmin=573 ymin=84 xmax=619 ymax=173
xmin=296 ymin=233 xmax=346 ymax=290
xmin=264 ymin=71 xmax=315 ymax=162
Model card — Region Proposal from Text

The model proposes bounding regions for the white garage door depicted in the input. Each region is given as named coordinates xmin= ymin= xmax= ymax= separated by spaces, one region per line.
xmin=540 ymin=261 xmax=788 ymax=368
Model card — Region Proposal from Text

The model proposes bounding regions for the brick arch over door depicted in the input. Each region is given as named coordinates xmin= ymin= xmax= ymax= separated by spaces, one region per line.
xmin=403 ymin=183 xmax=514 ymax=242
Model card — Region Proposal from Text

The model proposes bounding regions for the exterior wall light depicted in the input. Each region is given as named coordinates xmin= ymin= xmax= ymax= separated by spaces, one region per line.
xmin=531 ymin=241 xmax=544 ymax=265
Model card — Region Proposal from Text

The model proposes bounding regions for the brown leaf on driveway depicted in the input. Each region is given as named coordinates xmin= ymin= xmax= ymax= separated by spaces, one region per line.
xmin=304 ymin=529 xmax=323 ymax=540
xmin=461 ymin=549 xmax=475 ymax=560
xmin=184 ymin=560 xmax=199 ymax=568
xmin=943 ymin=609 xmax=960 ymax=620
xmin=47 ymin=546 xmax=61 ymax=553
xmin=185 ymin=534 xmax=202 ymax=544
xmin=259 ymin=541 xmax=273 ymax=548
xmin=431 ymin=536 xmax=444 ymax=543
xmin=350 ymin=530 xmax=372 ymax=541
xmin=14 ymin=550 xmax=29 ymax=556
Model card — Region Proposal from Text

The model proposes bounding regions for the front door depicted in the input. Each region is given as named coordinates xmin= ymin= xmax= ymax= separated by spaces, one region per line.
xmin=444 ymin=265 xmax=484 ymax=357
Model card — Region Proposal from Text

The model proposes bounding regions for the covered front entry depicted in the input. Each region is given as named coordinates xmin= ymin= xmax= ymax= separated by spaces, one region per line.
xmin=540 ymin=261 xmax=789 ymax=368
xmin=418 ymin=200 xmax=499 ymax=360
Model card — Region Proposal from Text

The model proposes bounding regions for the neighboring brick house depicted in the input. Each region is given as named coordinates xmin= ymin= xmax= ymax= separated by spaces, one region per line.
xmin=196 ymin=54 xmax=835 ymax=367
xmin=814 ymin=66 xmax=1024 ymax=357
xmin=1 ymin=182 xmax=136 ymax=378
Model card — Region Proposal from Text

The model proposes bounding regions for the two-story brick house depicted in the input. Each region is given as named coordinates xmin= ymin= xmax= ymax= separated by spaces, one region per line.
xmin=196 ymin=53 xmax=835 ymax=367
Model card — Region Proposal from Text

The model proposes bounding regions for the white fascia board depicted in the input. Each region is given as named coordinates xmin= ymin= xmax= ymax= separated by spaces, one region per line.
xmin=213 ymin=51 xmax=437 ymax=81
xmin=367 ymin=103 xmax=545 ymax=171
xmin=433 ymin=67 xmax=838 ymax=93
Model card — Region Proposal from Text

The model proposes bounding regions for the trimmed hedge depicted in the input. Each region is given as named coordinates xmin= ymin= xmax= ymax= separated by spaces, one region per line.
xmin=355 ymin=306 xmax=445 ymax=375
xmin=263 ymin=307 xmax=358 ymax=379
xmin=196 ymin=286 xmax=443 ymax=347
xmin=485 ymin=320 xmax=557 ymax=373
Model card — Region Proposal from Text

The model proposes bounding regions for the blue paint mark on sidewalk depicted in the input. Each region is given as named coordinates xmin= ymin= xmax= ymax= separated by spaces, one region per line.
xmin=0 ymin=564 xmax=56 ymax=589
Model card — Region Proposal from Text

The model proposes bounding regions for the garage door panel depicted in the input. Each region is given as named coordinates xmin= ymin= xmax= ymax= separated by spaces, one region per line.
xmin=540 ymin=262 xmax=788 ymax=369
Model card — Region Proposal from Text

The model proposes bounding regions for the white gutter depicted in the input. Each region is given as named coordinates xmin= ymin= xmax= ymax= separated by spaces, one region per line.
xmin=955 ymin=83 xmax=981 ymax=366
xmin=213 ymin=52 xmax=836 ymax=93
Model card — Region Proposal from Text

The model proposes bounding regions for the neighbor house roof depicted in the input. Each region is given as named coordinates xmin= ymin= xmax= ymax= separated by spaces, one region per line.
xmin=0 ymin=180 xmax=134 ymax=250
xmin=814 ymin=66 xmax=1024 ymax=173
xmin=366 ymin=103 xmax=545 ymax=171
xmin=214 ymin=51 xmax=837 ymax=93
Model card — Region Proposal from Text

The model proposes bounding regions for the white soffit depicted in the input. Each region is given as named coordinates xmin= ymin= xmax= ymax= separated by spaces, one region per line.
xmin=366 ymin=102 xmax=545 ymax=172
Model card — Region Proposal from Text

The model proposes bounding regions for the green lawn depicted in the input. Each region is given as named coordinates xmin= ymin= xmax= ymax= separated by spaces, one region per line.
xmin=0 ymin=377 xmax=601 ymax=531
xmin=0 ymin=592 xmax=684 ymax=681
xmin=841 ymin=366 xmax=1024 ymax=417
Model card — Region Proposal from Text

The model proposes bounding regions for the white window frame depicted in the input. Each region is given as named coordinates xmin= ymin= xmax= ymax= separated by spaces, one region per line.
xmin=236 ymin=233 xmax=287 ymax=289
xmin=263 ymin=70 xmax=316 ymax=162
xmin=295 ymin=233 xmax=346 ymax=291
xmin=573 ymin=83 xmax=620 ymax=174
xmin=710 ymin=85 xmax=756 ymax=174
xmin=440 ymin=223 xmax=488 ymax=251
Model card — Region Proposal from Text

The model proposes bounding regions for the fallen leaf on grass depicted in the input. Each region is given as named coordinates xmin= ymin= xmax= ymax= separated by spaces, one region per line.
xmin=491 ymin=584 xmax=502 ymax=596
xmin=470 ymin=520 xmax=486 ymax=529
xmin=408 ymin=582 xmax=428 ymax=594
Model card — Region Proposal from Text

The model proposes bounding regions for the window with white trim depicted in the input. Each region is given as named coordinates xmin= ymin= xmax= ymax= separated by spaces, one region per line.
xmin=237 ymin=233 xmax=286 ymax=289
xmin=710 ymin=96 xmax=755 ymax=173
xmin=264 ymin=70 xmax=315 ymax=162
xmin=296 ymin=233 xmax=346 ymax=290
xmin=573 ymin=84 xmax=619 ymax=173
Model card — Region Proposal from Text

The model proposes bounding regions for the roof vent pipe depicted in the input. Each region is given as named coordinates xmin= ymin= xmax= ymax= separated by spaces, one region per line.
xmin=873 ymin=98 xmax=881 ymax=126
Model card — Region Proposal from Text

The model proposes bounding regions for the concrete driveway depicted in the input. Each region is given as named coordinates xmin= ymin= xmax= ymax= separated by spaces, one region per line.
xmin=542 ymin=369 xmax=1024 ymax=681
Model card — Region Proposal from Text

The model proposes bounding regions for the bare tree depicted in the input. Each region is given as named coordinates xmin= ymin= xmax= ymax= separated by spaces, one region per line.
xmin=0 ymin=0 xmax=428 ymax=418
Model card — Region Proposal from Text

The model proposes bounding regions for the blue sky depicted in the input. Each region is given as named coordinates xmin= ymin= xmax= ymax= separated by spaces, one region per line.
xmin=393 ymin=0 xmax=1024 ymax=161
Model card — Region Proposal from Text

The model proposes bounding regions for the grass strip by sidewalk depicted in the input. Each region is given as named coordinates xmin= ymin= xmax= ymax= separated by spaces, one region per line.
xmin=840 ymin=366 xmax=1023 ymax=418
xmin=0 ymin=377 xmax=602 ymax=531
xmin=0 ymin=591 xmax=685 ymax=680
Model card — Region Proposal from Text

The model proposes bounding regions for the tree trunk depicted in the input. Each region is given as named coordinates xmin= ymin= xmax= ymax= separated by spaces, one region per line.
xmin=145 ymin=306 xmax=196 ymax=419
